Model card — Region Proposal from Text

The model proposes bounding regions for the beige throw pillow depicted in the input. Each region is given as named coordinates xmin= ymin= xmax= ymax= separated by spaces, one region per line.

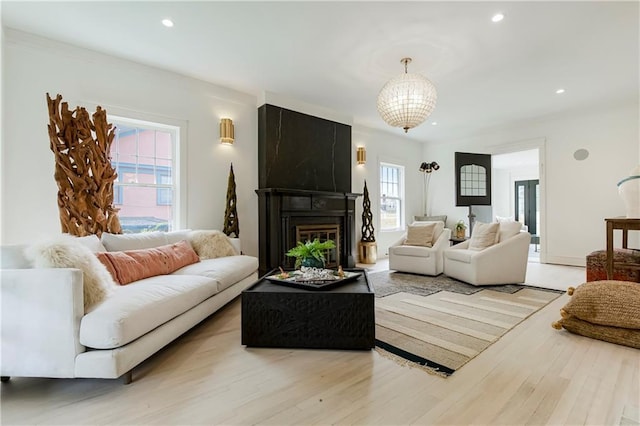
xmin=188 ymin=230 xmax=237 ymax=259
xmin=468 ymin=222 xmax=500 ymax=251
xmin=404 ymin=223 xmax=436 ymax=247
xmin=498 ymin=221 xmax=524 ymax=243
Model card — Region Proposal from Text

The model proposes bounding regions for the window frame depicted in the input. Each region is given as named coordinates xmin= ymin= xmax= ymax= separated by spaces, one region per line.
xmin=109 ymin=115 xmax=181 ymax=232
xmin=379 ymin=161 xmax=405 ymax=232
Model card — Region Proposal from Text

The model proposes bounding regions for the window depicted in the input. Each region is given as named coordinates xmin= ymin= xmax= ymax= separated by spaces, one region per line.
xmin=109 ymin=119 xmax=178 ymax=233
xmin=380 ymin=162 xmax=404 ymax=231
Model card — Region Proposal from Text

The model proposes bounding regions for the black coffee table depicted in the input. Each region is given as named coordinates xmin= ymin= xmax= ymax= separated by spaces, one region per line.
xmin=241 ymin=269 xmax=374 ymax=350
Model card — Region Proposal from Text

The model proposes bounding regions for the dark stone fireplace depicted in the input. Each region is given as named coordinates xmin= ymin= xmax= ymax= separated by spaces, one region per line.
xmin=256 ymin=104 xmax=358 ymax=275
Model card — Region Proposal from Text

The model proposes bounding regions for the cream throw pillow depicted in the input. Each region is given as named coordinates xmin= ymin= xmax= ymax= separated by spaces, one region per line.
xmin=404 ymin=223 xmax=437 ymax=247
xmin=498 ymin=221 xmax=523 ymax=243
xmin=25 ymin=236 xmax=117 ymax=312
xmin=468 ymin=222 xmax=500 ymax=251
xmin=188 ymin=230 xmax=237 ymax=259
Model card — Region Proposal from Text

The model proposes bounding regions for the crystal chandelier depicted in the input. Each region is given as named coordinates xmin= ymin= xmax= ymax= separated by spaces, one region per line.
xmin=377 ymin=58 xmax=437 ymax=133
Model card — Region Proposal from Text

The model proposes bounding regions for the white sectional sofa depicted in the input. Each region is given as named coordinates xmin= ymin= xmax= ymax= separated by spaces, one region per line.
xmin=0 ymin=230 xmax=258 ymax=384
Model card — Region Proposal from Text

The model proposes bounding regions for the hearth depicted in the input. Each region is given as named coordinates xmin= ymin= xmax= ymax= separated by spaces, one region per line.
xmin=256 ymin=188 xmax=358 ymax=275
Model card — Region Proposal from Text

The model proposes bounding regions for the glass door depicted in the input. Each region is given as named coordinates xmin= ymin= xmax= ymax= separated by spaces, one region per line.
xmin=515 ymin=180 xmax=539 ymax=244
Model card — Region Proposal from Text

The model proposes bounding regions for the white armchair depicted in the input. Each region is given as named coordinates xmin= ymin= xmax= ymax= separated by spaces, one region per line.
xmin=389 ymin=221 xmax=451 ymax=276
xmin=443 ymin=230 xmax=531 ymax=286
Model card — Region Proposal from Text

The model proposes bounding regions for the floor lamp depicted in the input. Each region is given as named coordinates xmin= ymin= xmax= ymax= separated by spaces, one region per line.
xmin=419 ymin=161 xmax=440 ymax=216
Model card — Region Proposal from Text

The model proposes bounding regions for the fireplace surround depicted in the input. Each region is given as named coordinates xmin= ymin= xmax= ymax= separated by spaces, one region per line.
xmin=257 ymin=104 xmax=358 ymax=275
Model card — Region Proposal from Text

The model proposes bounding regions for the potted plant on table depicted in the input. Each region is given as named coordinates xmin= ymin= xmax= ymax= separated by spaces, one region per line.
xmin=286 ymin=238 xmax=336 ymax=269
xmin=455 ymin=220 xmax=467 ymax=239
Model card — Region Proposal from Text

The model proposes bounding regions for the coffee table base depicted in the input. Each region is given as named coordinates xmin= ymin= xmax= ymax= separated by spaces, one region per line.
xmin=241 ymin=270 xmax=374 ymax=350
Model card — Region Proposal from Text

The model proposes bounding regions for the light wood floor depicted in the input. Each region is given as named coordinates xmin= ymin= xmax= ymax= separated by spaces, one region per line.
xmin=2 ymin=262 xmax=639 ymax=425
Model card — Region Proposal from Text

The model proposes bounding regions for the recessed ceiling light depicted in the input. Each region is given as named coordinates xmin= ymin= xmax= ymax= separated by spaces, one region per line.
xmin=162 ymin=19 xmax=174 ymax=28
xmin=556 ymin=88 xmax=566 ymax=94
xmin=431 ymin=122 xmax=438 ymax=126
xmin=492 ymin=13 xmax=504 ymax=22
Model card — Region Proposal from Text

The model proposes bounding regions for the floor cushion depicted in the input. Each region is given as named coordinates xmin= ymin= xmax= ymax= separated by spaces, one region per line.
xmin=554 ymin=316 xmax=640 ymax=349
xmin=553 ymin=280 xmax=640 ymax=348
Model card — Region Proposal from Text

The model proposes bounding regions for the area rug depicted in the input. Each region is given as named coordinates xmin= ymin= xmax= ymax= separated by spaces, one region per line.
xmin=369 ymin=271 xmax=562 ymax=377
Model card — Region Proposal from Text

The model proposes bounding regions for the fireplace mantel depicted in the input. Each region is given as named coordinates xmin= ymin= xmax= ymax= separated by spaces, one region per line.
xmin=256 ymin=188 xmax=360 ymax=275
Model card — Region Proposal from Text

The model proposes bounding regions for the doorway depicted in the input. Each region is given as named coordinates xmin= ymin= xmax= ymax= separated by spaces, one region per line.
xmin=491 ymin=146 xmax=542 ymax=262
xmin=515 ymin=179 xmax=539 ymax=246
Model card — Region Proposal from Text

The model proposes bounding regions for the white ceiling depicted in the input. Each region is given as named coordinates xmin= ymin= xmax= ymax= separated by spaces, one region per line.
xmin=2 ymin=1 xmax=638 ymax=144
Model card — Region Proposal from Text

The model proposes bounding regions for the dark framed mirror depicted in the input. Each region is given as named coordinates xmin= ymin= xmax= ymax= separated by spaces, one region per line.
xmin=455 ymin=152 xmax=492 ymax=206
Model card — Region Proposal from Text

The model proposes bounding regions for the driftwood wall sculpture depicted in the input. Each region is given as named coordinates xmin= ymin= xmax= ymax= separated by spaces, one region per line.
xmin=46 ymin=93 xmax=121 ymax=237
xmin=223 ymin=163 xmax=240 ymax=237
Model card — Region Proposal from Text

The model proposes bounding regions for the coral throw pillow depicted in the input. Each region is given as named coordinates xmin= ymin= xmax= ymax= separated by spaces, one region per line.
xmin=468 ymin=222 xmax=500 ymax=251
xmin=188 ymin=230 xmax=237 ymax=259
xmin=96 ymin=240 xmax=200 ymax=285
xmin=404 ymin=223 xmax=437 ymax=247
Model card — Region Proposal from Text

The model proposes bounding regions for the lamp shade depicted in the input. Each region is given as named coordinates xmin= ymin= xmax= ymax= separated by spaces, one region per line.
xmin=357 ymin=147 xmax=366 ymax=165
xmin=220 ymin=118 xmax=234 ymax=144
xmin=377 ymin=58 xmax=437 ymax=133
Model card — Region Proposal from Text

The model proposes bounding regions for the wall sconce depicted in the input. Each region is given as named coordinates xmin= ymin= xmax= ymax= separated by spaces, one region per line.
xmin=356 ymin=147 xmax=366 ymax=165
xmin=220 ymin=118 xmax=234 ymax=144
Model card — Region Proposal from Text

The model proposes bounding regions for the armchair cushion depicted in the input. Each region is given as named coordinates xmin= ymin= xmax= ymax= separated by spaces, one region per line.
xmin=444 ymin=248 xmax=474 ymax=263
xmin=391 ymin=245 xmax=434 ymax=258
xmin=469 ymin=222 xmax=499 ymax=251
xmin=414 ymin=215 xmax=447 ymax=224
xmin=404 ymin=223 xmax=437 ymax=247
xmin=498 ymin=221 xmax=524 ymax=243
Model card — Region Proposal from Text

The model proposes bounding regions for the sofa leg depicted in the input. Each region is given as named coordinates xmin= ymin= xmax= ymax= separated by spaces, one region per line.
xmin=122 ymin=371 xmax=132 ymax=385
xmin=1 ymin=376 xmax=10 ymax=383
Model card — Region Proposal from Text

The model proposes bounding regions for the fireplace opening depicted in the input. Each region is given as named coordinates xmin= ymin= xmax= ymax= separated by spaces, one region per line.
xmin=295 ymin=224 xmax=340 ymax=268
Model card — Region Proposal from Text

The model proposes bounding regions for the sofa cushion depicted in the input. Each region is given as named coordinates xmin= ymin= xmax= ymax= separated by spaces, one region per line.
xmin=101 ymin=231 xmax=169 ymax=252
xmin=74 ymin=234 xmax=108 ymax=253
xmin=80 ymin=274 xmax=219 ymax=349
xmin=498 ymin=221 xmax=523 ymax=243
xmin=468 ymin=222 xmax=499 ymax=251
xmin=188 ymin=230 xmax=237 ymax=259
xmin=445 ymin=248 xmax=475 ymax=263
xmin=404 ymin=223 xmax=436 ymax=247
xmin=172 ymin=255 xmax=258 ymax=292
xmin=165 ymin=229 xmax=192 ymax=244
xmin=25 ymin=237 xmax=116 ymax=312
xmin=390 ymin=245 xmax=433 ymax=258
xmin=96 ymin=241 xmax=200 ymax=285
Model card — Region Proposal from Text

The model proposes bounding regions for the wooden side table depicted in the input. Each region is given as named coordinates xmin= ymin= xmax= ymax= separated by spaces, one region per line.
xmin=605 ymin=217 xmax=640 ymax=279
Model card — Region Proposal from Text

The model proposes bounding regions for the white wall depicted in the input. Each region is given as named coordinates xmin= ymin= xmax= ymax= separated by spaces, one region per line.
xmin=425 ymin=102 xmax=639 ymax=266
xmin=351 ymin=126 xmax=424 ymax=258
xmin=1 ymin=30 xmax=259 ymax=255
xmin=492 ymin=164 xmax=538 ymax=219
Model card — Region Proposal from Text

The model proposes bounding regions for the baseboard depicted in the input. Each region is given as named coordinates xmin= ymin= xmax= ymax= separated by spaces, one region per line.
xmin=544 ymin=255 xmax=585 ymax=267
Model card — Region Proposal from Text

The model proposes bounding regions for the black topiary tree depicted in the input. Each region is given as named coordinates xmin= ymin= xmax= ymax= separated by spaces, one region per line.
xmin=223 ymin=163 xmax=239 ymax=237
xmin=358 ymin=180 xmax=377 ymax=263
xmin=361 ymin=180 xmax=375 ymax=242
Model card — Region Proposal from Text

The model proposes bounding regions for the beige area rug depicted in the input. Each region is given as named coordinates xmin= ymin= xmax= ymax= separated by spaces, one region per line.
xmin=375 ymin=287 xmax=561 ymax=377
